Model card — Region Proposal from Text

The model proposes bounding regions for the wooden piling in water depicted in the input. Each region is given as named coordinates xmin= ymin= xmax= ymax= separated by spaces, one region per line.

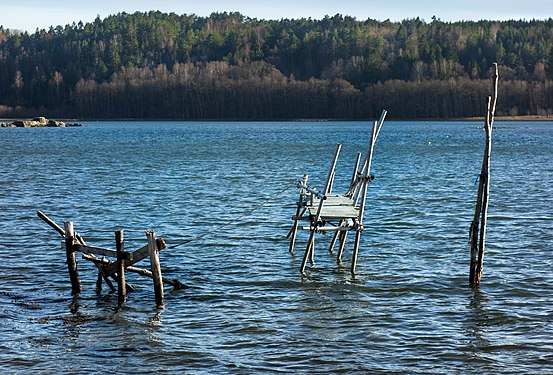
xmin=115 ymin=229 xmax=126 ymax=305
xmin=64 ymin=222 xmax=81 ymax=294
xmin=289 ymin=175 xmax=309 ymax=253
xmin=147 ymin=230 xmax=164 ymax=307
xmin=469 ymin=63 xmax=498 ymax=286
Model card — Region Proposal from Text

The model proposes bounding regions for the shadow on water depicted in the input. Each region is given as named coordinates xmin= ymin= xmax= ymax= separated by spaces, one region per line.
xmin=466 ymin=287 xmax=493 ymax=350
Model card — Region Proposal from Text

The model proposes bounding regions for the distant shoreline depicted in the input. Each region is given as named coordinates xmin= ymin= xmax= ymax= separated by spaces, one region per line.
xmin=1 ymin=115 xmax=552 ymax=123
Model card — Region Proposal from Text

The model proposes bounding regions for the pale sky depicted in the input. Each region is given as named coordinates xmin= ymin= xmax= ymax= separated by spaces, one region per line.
xmin=1 ymin=0 xmax=551 ymax=32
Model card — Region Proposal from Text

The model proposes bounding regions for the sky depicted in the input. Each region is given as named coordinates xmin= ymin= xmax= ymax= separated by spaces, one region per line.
xmin=0 ymin=0 xmax=551 ymax=32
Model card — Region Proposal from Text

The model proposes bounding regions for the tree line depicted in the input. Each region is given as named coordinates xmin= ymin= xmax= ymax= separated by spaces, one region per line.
xmin=0 ymin=12 xmax=552 ymax=119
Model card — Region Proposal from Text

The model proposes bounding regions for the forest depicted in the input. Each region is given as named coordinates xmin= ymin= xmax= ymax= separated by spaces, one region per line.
xmin=0 ymin=11 xmax=552 ymax=119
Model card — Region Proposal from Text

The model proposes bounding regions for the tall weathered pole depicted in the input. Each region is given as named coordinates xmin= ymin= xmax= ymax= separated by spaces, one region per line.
xmin=469 ymin=63 xmax=498 ymax=285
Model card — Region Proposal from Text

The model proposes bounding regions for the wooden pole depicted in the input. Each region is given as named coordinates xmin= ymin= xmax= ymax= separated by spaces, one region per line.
xmin=38 ymin=211 xmax=115 ymax=291
xmin=289 ymin=175 xmax=308 ymax=253
xmin=147 ymin=230 xmax=164 ymax=307
xmin=336 ymin=230 xmax=348 ymax=262
xmin=82 ymin=253 xmax=184 ymax=289
xmin=115 ymin=229 xmax=126 ymax=305
xmin=353 ymin=110 xmax=387 ymax=203
xmin=301 ymin=144 xmax=341 ymax=273
xmin=328 ymin=220 xmax=344 ymax=253
xmin=64 ymin=222 xmax=81 ymax=294
xmin=470 ymin=63 xmax=498 ymax=285
xmin=38 ymin=211 xmax=65 ymax=237
xmin=351 ymin=120 xmax=379 ymax=274
xmin=350 ymin=152 xmax=362 ymax=187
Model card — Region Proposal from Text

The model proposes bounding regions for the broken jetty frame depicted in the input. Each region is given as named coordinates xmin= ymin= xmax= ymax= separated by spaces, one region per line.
xmin=288 ymin=109 xmax=387 ymax=274
xmin=37 ymin=211 xmax=185 ymax=307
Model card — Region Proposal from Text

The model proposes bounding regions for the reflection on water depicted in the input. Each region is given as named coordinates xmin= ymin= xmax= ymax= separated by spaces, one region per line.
xmin=0 ymin=121 xmax=552 ymax=373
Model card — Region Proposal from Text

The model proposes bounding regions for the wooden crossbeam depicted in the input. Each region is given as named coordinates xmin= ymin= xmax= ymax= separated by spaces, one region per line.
xmin=104 ymin=238 xmax=166 ymax=276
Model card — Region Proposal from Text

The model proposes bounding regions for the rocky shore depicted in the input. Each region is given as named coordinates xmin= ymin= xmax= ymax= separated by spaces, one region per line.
xmin=0 ymin=117 xmax=82 ymax=127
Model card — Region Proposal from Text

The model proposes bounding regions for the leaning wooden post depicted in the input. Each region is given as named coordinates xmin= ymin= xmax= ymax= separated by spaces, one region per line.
xmin=289 ymin=174 xmax=308 ymax=253
xmin=64 ymin=222 xmax=81 ymax=294
xmin=469 ymin=63 xmax=498 ymax=285
xmin=147 ymin=230 xmax=164 ymax=307
xmin=352 ymin=120 xmax=378 ymax=274
xmin=115 ymin=229 xmax=126 ymax=305
xmin=336 ymin=230 xmax=348 ymax=262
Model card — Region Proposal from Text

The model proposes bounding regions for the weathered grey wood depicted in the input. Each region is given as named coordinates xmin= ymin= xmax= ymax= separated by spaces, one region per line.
xmin=38 ymin=211 xmax=65 ymax=237
xmin=115 ymin=229 xmax=126 ymax=305
xmin=352 ymin=119 xmax=379 ymax=274
xmin=472 ymin=62 xmax=499 ymax=285
xmin=301 ymin=225 xmax=352 ymax=231
xmin=83 ymin=252 xmax=184 ymax=289
xmin=350 ymin=152 xmax=362 ymax=187
xmin=328 ymin=172 xmax=336 ymax=194
xmin=375 ymin=109 xmax=388 ymax=138
xmin=289 ymin=177 xmax=308 ymax=253
xmin=351 ymin=110 xmax=386 ymax=201
xmin=98 ymin=264 xmax=116 ymax=292
xmin=300 ymin=229 xmax=315 ymax=273
xmin=289 ymin=205 xmax=301 ymax=254
xmin=469 ymin=169 xmax=486 ymax=282
xmin=64 ymin=222 xmax=81 ymax=294
xmin=75 ymin=244 xmax=118 ymax=258
xmin=337 ymin=230 xmax=348 ymax=262
xmin=38 ymin=211 xmax=116 ymax=291
xmin=96 ymin=272 xmax=103 ymax=293
xmin=81 ymin=251 xmax=117 ymax=292
xmin=329 ymin=229 xmax=340 ymax=253
xmin=307 ymin=205 xmax=359 ymax=219
xmin=312 ymin=195 xmax=354 ymax=206
xmin=104 ymin=238 xmax=166 ymax=276
xmin=469 ymin=63 xmax=498 ymax=285
xmin=292 ymin=110 xmax=386 ymax=274
xmin=147 ymin=230 xmax=164 ymax=307
xmin=301 ymin=144 xmax=342 ymax=273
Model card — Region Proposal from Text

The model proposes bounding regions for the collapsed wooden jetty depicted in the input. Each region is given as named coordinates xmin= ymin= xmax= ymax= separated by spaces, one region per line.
xmin=288 ymin=110 xmax=387 ymax=274
xmin=37 ymin=211 xmax=184 ymax=307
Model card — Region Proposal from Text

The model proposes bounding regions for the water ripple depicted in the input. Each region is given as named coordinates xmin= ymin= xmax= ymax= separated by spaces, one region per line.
xmin=0 ymin=121 xmax=552 ymax=373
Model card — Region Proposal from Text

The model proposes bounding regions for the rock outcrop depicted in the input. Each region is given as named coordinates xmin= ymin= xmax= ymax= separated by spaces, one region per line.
xmin=0 ymin=117 xmax=82 ymax=128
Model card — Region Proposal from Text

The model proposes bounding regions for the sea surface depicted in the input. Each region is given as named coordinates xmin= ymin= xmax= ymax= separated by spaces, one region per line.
xmin=0 ymin=120 xmax=551 ymax=374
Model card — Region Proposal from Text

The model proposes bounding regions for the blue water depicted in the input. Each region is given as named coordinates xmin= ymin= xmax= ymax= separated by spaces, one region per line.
xmin=0 ymin=121 xmax=552 ymax=373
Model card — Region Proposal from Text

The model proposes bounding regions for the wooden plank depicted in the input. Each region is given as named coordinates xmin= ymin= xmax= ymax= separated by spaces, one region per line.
xmin=76 ymin=244 xmax=117 ymax=258
xmin=103 ymin=238 xmax=166 ymax=276
xmin=309 ymin=195 xmax=354 ymax=206
xmin=307 ymin=205 xmax=359 ymax=219
xmin=301 ymin=226 xmax=353 ymax=231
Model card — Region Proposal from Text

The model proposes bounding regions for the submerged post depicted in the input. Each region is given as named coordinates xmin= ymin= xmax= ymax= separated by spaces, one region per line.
xmin=469 ymin=63 xmax=498 ymax=286
xmin=115 ymin=229 xmax=126 ymax=305
xmin=64 ymin=222 xmax=81 ymax=294
xmin=147 ymin=230 xmax=164 ymax=307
